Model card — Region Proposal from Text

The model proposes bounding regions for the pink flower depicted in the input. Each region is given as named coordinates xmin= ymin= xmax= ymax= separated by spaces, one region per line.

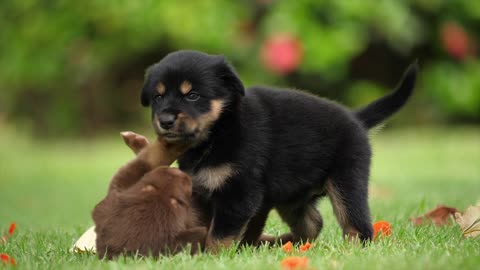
xmin=441 ymin=22 xmax=472 ymax=60
xmin=261 ymin=33 xmax=303 ymax=74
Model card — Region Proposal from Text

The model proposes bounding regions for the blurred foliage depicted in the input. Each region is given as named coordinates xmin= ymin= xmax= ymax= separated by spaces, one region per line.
xmin=0 ymin=0 xmax=479 ymax=136
xmin=422 ymin=60 xmax=480 ymax=117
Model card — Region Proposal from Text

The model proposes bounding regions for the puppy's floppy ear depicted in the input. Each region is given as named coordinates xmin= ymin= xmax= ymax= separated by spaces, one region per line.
xmin=141 ymin=67 xmax=152 ymax=107
xmin=141 ymin=84 xmax=150 ymax=107
xmin=214 ymin=56 xmax=245 ymax=96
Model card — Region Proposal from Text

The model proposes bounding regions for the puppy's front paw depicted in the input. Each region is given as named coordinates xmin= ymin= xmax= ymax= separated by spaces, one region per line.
xmin=257 ymin=233 xmax=295 ymax=246
xmin=205 ymin=236 xmax=235 ymax=254
xmin=120 ymin=131 xmax=150 ymax=154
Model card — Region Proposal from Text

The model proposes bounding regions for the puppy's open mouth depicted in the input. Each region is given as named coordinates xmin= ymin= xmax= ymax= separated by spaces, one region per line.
xmin=162 ymin=132 xmax=196 ymax=141
xmin=152 ymin=118 xmax=202 ymax=143
xmin=163 ymin=132 xmax=181 ymax=138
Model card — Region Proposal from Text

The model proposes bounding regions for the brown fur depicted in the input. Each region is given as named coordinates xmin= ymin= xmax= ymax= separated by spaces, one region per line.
xmin=92 ymin=132 xmax=208 ymax=259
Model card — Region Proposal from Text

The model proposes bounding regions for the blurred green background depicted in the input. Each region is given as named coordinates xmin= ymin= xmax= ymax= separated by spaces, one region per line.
xmin=1 ymin=0 xmax=479 ymax=136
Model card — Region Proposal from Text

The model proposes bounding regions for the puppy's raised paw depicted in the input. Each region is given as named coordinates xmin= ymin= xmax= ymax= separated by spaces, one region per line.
xmin=120 ymin=131 xmax=150 ymax=154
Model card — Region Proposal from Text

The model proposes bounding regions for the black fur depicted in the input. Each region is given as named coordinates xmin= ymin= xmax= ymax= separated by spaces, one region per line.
xmin=355 ymin=62 xmax=418 ymax=128
xmin=141 ymin=50 xmax=417 ymax=244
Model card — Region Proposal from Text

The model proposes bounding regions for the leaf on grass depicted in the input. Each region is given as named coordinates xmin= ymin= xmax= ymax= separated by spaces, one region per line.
xmin=455 ymin=205 xmax=480 ymax=238
xmin=70 ymin=226 xmax=97 ymax=254
xmin=372 ymin=221 xmax=392 ymax=240
xmin=280 ymin=256 xmax=309 ymax=270
xmin=1 ymin=253 xmax=16 ymax=267
xmin=299 ymin=242 xmax=312 ymax=252
xmin=410 ymin=205 xmax=459 ymax=226
xmin=1 ymin=222 xmax=17 ymax=245
xmin=8 ymin=223 xmax=16 ymax=235
xmin=282 ymin=241 xmax=293 ymax=253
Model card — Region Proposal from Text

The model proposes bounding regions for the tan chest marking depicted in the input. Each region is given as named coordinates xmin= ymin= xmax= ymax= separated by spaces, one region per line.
xmin=193 ymin=163 xmax=237 ymax=191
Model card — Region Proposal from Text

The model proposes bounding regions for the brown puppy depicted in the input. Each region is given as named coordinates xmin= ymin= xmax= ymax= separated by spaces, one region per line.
xmin=92 ymin=132 xmax=207 ymax=259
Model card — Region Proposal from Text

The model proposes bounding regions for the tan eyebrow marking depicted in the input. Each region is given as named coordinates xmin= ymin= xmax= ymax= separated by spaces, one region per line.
xmin=156 ymin=82 xmax=165 ymax=95
xmin=180 ymin=80 xmax=192 ymax=95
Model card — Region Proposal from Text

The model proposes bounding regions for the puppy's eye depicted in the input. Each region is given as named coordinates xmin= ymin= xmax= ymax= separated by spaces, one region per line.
xmin=185 ymin=92 xmax=200 ymax=102
xmin=171 ymin=197 xmax=187 ymax=208
xmin=177 ymin=199 xmax=188 ymax=207
xmin=154 ymin=95 xmax=163 ymax=103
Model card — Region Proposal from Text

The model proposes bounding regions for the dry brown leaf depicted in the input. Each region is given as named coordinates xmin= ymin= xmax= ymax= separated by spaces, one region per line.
xmin=410 ymin=205 xmax=459 ymax=226
xmin=70 ymin=226 xmax=97 ymax=253
xmin=455 ymin=205 xmax=480 ymax=238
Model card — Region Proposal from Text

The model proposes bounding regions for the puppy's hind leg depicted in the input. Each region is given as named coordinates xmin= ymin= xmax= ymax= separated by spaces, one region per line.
xmin=326 ymin=164 xmax=373 ymax=242
xmin=241 ymin=207 xmax=271 ymax=246
xmin=276 ymin=200 xmax=323 ymax=244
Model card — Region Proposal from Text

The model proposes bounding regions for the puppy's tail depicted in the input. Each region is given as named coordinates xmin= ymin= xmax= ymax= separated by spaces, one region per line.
xmin=354 ymin=62 xmax=418 ymax=129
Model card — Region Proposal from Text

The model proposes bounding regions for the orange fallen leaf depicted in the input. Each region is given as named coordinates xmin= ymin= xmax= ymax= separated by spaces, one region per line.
xmin=373 ymin=220 xmax=392 ymax=240
xmin=282 ymin=241 xmax=293 ymax=253
xmin=280 ymin=256 xmax=309 ymax=270
xmin=299 ymin=242 xmax=311 ymax=252
xmin=1 ymin=223 xmax=17 ymax=267
xmin=1 ymin=253 xmax=16 ymax=267
xmin=1 ymin=222 xmax=17 ymax=245
xmin=410 ymin=205 xmax=458 ymax=226
xmin=455 ymin=205 xmax=480 ymax=238
xmin=8 ymin=223 xmax=16 ymax=235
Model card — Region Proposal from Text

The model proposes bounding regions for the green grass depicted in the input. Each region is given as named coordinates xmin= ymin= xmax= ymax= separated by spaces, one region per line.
xmin=1 ymin=126 xmax=479 ymax=270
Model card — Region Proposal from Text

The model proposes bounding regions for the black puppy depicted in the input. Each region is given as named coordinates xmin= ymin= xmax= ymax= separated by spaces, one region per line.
xmin=140 ymin=50 xmax=417 ymax=248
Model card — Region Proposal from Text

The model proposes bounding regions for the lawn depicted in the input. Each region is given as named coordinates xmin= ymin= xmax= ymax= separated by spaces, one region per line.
xmin=1 ymin=126 xmax=479 ymax=270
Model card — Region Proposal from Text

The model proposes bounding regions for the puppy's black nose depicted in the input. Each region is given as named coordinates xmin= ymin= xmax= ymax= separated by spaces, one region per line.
xmin=159 ymin=113 xmax=176 ymax=129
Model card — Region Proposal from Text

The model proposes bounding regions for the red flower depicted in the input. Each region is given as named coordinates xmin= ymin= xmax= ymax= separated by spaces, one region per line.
xmin=373 ymin=221 xmax=392 ymax=240
xmin=282 ymin=241 xmax=293 ymax=253
xmin=1 ymin=253 xmax=16 ymax=267
xmin=260 ymin=33 xmax=303 ymax=75
xmin=281 ymin=256 xmax=309 ymax=270
xmin=8 ymin=223 xmax=16 ymax=235
xmin=299 ymin=242 xmax=311 ymax=252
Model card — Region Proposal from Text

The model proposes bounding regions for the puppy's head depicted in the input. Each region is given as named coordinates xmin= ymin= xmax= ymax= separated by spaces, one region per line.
xmin=140 ymin=50 xmax=244 ymax=143
xmin=131 ymin=167 xmax=193 ymax=215
xmin=93 ymin=167 xmax=194 ymax=258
